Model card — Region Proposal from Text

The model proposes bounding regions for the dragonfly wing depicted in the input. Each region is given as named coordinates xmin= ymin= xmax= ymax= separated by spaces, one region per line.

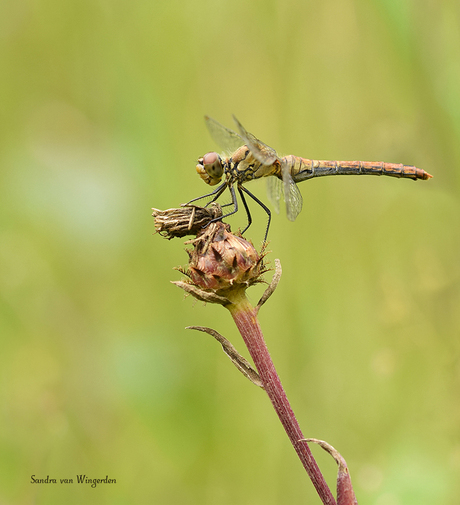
xmin=281 ymin=161 xmax=303 ymax=221
xmin=205 ymin=116 xmax=244 ymax=153
xmin=266 ymin=177 xmax=282 ymax=214
xmin=232 ymin=115 xmax=279 ymax=166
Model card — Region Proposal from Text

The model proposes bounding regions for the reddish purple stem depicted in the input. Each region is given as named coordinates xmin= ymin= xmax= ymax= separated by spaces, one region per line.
xmin=229 ymin=300 xmax=336 ymax=505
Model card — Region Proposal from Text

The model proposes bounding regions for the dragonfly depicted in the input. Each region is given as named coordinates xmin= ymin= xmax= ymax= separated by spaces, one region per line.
xmin=186 ymin=116 xmax=432 ymax=240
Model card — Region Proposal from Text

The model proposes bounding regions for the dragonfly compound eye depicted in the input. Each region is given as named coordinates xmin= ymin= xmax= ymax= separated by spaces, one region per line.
xmin=196 ymin=152 xmax=223 ymax=186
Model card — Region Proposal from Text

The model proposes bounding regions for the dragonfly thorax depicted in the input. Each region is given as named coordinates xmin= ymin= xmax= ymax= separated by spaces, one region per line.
xmin=227 ymin=146 xmax=279 ymax=183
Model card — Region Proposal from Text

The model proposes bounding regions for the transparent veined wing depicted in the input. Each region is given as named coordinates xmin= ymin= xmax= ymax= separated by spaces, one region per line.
xmin=266 ymin=176 xmax=282 ymax=214
xmin=266 ymin=164 xmax=303 ymax=221
xmin=205 ymin=116 xmax=244 ymax=153
xmin=281 ymin=160 xmax=303 ymax=221
xmin=232 ymin=116 xmax=279 ymax=166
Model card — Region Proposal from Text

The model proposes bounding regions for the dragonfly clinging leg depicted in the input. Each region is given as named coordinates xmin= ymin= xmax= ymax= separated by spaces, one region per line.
xmin=184 ymin=115 xmax=432 ymax=242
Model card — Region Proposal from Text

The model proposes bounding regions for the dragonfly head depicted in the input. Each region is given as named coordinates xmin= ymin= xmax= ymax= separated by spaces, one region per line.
xmin=196 ymin=152 xmax=224 ymax=186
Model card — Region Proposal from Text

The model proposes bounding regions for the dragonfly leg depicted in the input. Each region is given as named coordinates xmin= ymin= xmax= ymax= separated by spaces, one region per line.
xmin=239 ymin=185 xmax=271 ymax=242
xmin=183 ymin=181 xmax=228 ymax=207
xmin=238 ymin=185 xmax=252 ymax=235
xmin=208 ymin=184 xmax=238 ymax=224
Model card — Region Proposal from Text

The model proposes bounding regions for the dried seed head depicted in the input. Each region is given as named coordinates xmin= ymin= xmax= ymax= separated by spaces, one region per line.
xmin=152 ymin=204 xmax=222 ymax=239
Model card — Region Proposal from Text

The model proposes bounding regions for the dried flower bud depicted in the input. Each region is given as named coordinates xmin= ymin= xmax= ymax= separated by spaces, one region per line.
xmin=182 ymin=221 xmax=267 ymax=301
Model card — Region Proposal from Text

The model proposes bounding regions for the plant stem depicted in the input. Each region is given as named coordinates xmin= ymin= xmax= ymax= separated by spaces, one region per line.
xmin=227 ymin=291 xmax=336 ymax=505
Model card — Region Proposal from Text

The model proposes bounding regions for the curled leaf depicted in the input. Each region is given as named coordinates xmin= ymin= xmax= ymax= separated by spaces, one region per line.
xmin=171 ymin=281 xmax=230 ymax=305
xmin=300 ymin=438 xmax=358 ymax=505
xmin=187 ymin=326 xmax=263 ymax=388
xmin=256 ymin=258 xmax=282 ymax=313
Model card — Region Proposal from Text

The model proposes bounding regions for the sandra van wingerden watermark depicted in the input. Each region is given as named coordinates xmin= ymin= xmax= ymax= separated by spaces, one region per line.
xmin=30 ymin=475 xmax=116 ymax=488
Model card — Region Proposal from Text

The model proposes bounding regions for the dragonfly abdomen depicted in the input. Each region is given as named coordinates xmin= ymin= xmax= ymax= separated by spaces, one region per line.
xmin=288 ymin=156 xmax=432 ymax=182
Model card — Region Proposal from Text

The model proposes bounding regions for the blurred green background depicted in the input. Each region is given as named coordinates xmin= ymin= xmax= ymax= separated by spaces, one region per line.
xmin=1 ymin=0 xmax=459 ymax=503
